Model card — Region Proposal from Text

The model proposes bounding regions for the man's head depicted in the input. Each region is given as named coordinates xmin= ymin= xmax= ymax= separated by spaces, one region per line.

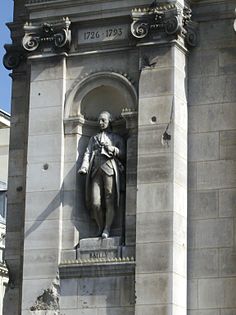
xmin=98 ymin=111 xmax=112 ymax=130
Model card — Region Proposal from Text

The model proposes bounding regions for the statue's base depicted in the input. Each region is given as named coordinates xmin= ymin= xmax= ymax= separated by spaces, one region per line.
xmin=76 ymin=237 xmax=122 ymax=260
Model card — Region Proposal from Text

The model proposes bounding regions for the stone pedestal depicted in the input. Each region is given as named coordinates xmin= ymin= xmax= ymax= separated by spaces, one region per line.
xmin=77 ymin=237 xmax=122 ymax=260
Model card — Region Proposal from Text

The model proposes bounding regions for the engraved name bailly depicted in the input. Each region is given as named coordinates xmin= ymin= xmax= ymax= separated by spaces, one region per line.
xmin=89 ymin=251 xmax=108 ymax=259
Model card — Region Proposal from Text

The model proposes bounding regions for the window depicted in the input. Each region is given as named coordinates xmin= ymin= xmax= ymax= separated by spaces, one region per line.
xmin=0 ymin=191 xmax=7 ymax=223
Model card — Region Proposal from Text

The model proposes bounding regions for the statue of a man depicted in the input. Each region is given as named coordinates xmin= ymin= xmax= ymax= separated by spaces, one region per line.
xmin=79 ymin=111 xmax=125 ymax=239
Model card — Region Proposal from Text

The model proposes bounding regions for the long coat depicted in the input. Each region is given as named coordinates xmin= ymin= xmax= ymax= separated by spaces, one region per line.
xmin=80 ymin=131 xmax=125 ymax=218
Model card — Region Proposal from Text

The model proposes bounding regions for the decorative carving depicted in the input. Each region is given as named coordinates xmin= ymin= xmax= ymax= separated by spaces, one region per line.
xmin=3 ymin=44 xmax=25 ymax=70
xmin=131 ymin=4 xmax=197 ymax=47
xmin=30 ymin=274 xmax=60 ymax=311
xmin=60 ymin=256 xmax=135 ymax=265
xmin=22 ymin=17 xmax=71 ymax=52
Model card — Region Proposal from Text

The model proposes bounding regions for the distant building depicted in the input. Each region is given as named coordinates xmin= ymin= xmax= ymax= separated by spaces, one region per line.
xmin=0 ymin=110 xmax=10 ymax=315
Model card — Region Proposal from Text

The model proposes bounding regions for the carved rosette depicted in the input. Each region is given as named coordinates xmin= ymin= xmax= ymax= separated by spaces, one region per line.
xmin=131 ymin=4 xmax=197 ymax=47
xmin=22 ymin=17 xmax=71 ymax=52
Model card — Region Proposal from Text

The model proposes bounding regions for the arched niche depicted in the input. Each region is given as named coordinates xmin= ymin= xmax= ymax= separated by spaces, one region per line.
xmin=63 ymin=71 xmax=138 ymax=245
xmin=64 ymin=71 xmax=137 ymax=120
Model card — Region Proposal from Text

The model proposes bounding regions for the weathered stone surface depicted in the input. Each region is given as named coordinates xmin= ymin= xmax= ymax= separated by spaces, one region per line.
xmin=28 ymin=106 xmax=63 ymax=136
xmin=138 ymin=126 xmax=171 ymax=155
xmin=135 ymin=305 xmax=169 ymax=315
xmin=190 ymin=218 xmax=233 ymax=249
xmin=197 ymin=160 xmax=236 ymax=190
xmin=139 ymin=68 xmax=173 ymax=98
xmin=29 ymin=79 xmax=64 ymax=109
xmin=136 ymin=242 xmax=171 ymax=273
xmin=219 ymin=189 xmax=236 ymax=217
xmin=187 ymin=279 xmax=198 ymax=310
xmin=60 ymin=278 xmax=78 ymax=310
xmin=22 ymin=249 xmax=58 ymax=280
xmin=136 ymin=212 xmax=172 ymax=243
xmin=221 ymin=310 xmax=236 ymax=315
xmin=31 ymin=59 xmax=65 ymax=82
xmin=188 ymin=190 xmax=218 ymax=219
xmin=199 ymin=278 xmax=236 ymax=308
xmin=135 ymin=273 xmax=169 ymax=305
xmin=27 ymin=134 xmax=63 ymax=163
xmin=137 ymin=182 xmax=172 ymax=213
xmin=22 ymin=278 xmax=54 ymax=311
xmin=172 ymin=273 xmax=186 ymax=308
xmin=188 ymin=249 xmax=218 ymax=278
xmin=8 ymin=149 xmax=25 ymax=177
xmin=26 ymin=162 xmax=62 ymax=192
xmin=24 ymin=219 xmax=60 ymax=250
xmin=189 ymin=103 xmax=236 ymax=133
xmin=97 ymin=307 xmax=134 ymax=315
xmin=189 ymin=75 xmax=236 ymax=106
xmin=25 ymin=190 xmax=61 ymax=221
xmin=189 ymin=49 xmax=219 ymax=77
xmin=66 ymin=50 xmax=139 ymax=81
xmin=219 ymin=47 xmax=236 ymax=75
xmin=197 ymin=19 xmax=235 ymax=49
xmin=188 ymin=162 xmax=197 ymax=190
xmin=219 ymin=248 xmax=236 ymax=276
xmin=61 ymin=219 xmax=79 ymax=250
xmin=188 ymin=311 xmax=220 ymax=315
xmin=77 ymin=276 xmax=134 ymax=308
xmin=188 ymin=132 xmax=219 ymax=162
xmin=174 ymin=183 xmax=187 ymax=217
xmin=220 ymin=130 xmax=236 ymax=160
xmin=138 ymin=96 xmax=173 ymax=126
xmin=137 ymin=154 xmax=172 ymax=184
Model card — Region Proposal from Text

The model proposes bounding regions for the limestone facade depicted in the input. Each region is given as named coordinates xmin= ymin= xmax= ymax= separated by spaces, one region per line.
xmin=2 ymin=1 xmax=236 ymax=315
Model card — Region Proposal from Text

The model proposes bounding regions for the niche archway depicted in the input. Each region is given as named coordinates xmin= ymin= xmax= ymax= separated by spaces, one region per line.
xmin=63 ymin=71 xmax=138 ymax=244
xmin=64 ymin=71 xmax=137 ymax=120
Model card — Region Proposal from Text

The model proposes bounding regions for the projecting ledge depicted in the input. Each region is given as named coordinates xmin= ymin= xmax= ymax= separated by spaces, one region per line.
xmin=59 ymin=261 xmax=135 ymax=279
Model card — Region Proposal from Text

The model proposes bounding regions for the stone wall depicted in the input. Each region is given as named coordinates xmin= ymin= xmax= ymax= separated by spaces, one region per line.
xmin=187 ymin=1 xmax=236 ymax=314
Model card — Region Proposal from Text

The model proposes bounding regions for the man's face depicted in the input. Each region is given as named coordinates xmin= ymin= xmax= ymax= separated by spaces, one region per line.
xmin=98 ymin=113 xmax=110 ymax=130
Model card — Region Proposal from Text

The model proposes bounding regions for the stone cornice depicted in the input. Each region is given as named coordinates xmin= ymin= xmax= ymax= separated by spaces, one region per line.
xmin=24 ymin=0 xmax=154 ymax=21
xmin=59 ymin=260 xmax=135 ymax=278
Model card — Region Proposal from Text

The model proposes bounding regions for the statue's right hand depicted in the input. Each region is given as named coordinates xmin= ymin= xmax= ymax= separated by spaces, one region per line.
xmin=78 ymin=167 xmax=87 ymax=175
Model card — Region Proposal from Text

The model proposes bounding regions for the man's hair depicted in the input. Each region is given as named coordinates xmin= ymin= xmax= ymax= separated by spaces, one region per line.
xmin=98 ymin=111 xmax=113 ymax=122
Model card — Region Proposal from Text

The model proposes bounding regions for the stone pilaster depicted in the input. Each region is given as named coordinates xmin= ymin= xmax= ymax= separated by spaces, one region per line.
xmin=135 ymin=41 xmax=188 ymax=315
xmin=21 ymin=56 xmax=66 ymax=314
xmin=131 ymin=2 xmax=190 ymax=313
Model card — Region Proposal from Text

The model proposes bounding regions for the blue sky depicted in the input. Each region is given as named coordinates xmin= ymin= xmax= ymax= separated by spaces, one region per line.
xmin=0 ymin=0 xmax=14 ymax=114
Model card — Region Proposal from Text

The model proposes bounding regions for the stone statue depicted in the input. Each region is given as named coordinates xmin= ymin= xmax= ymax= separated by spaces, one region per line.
xmin=79 ymin=111 xmax=125 ymax=239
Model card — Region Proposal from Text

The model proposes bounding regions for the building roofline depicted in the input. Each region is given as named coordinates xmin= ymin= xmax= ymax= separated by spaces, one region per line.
xmin=0 ymin=109 xmax=10 ymax=127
